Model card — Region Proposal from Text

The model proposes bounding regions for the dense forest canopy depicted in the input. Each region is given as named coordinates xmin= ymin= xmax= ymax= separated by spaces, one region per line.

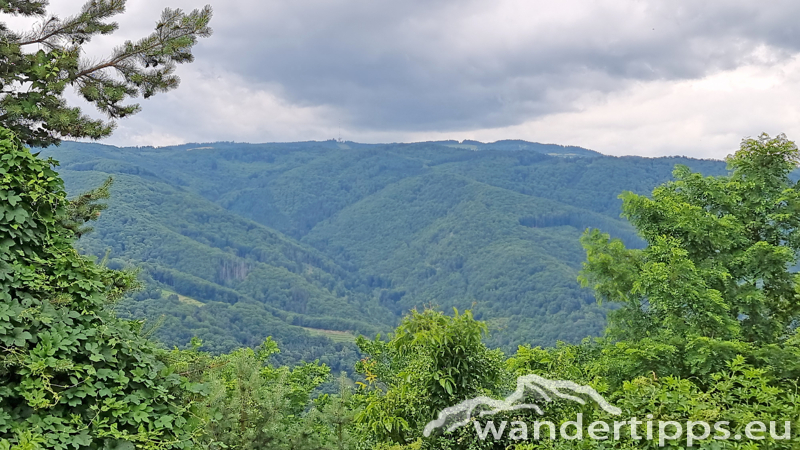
xmin=39 ymin=139 xmax=731 ymax=365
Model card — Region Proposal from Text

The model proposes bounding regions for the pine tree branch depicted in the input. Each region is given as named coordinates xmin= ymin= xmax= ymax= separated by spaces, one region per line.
xmin=62 ymin=176 xmax=113 ymax=238
xmin=16 ymin=0 xmax=124 ymax=47
xmin=0 ymin=1 xmax=212 ymax=146
xmin=17 ymin=17 xmax=62 ymax=46
xmin=73 ymin=6 xmax=212 ymax=80
xmin=0 ymin=0 xmax=48 ymax=16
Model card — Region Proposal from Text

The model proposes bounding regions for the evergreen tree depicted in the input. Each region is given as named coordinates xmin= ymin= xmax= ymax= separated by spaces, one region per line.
xmin=0 ymin=0 xmax=212 ymax=147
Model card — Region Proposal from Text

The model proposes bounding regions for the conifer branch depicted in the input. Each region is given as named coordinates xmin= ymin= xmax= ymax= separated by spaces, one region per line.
xmin=0 ymin=0 xmax=212 ymax=146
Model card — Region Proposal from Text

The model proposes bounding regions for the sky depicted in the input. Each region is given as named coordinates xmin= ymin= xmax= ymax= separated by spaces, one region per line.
xmin=9 ymin=0 xmax=800 ymax=158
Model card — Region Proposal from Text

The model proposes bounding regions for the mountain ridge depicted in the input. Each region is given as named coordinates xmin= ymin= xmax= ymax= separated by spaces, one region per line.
xmin=42 ymin=140 xmax=731 ymax=365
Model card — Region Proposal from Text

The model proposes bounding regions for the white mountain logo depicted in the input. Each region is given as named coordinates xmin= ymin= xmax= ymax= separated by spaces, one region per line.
xmin=423 ymin=374 xmax=622 ymax=437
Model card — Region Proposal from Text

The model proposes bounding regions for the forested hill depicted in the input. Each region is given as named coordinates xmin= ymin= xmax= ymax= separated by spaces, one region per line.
xmin=41 ymin=140 xmax=728 ymax=367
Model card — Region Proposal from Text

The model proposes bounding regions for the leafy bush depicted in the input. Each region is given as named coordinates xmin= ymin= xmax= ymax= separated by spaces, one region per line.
xmin=0 ymin=130 xmax=201 ymax=449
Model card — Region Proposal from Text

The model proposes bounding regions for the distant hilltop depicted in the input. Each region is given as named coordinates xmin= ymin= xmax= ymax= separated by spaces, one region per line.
xmin=56 ymin=138 xmax=603 ymax=158
xmin=431 ymin=139 xmax=601 ymax=158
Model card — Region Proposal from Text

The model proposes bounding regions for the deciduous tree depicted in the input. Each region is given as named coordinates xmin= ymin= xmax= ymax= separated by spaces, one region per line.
xmin=0 ymin=130 xmax=203 ymax=449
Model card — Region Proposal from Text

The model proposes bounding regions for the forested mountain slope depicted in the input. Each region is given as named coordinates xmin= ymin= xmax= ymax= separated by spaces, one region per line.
xmin=304 ymin=172 xmax=621 ymax=348
xmin=42 ymin=140 xmax=729 ymax=362
xmin=55 ymin=167 xmax=380 ymax=369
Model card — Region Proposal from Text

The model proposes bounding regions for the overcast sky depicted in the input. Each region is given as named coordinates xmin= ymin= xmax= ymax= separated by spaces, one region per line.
xmin=14 ymin=0 xmax=800 ymax=158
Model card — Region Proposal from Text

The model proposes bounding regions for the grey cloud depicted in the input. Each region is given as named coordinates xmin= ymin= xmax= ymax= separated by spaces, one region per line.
xmin=31 ymin=0 xmax=800 ymax=141
xmin=179 ymin=0 xmax=800 ymax=132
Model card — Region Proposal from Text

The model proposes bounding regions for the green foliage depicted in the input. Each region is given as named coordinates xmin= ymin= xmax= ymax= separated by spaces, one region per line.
xmin=543 ymin=133 xmax=800 ymax=448
xmin=392 ymin=309 xmax=502 ymax=410
xmin=507 ymin=348 xmax=800 ymax=449
xmin=61 ymin=177 xmax=112 ymax=239
xmin=580 ymin=133 xmax=800 ymax=382
xmin=0 ymin=0 xmax=212 ymax=147
xmin=353 ymin=308 xmax=505 ymax=447
xmin=0 ymin=130 xmax=201 ymax=449
xmin=607 ymin=355 xmax=800 ymax=449
xmin=163 ymin=337 xmax=359 ymax=450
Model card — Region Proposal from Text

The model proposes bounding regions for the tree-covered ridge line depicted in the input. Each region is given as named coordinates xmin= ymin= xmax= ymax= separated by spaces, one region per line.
xmin=6 ymin=127 xmax=800 ymax=448
xmin=53 ymin=138 xmax=602 ymax=157
xmin=38 ymin=139 xmax=732 ymax=360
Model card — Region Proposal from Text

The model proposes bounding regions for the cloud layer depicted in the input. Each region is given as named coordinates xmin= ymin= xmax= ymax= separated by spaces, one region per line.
xmin=17 ymin=0 xmax=800 ymax=157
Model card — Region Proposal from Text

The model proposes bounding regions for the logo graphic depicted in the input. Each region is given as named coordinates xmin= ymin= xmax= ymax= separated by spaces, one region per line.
xmin=423 ymin=374 xmax=621 ymax=437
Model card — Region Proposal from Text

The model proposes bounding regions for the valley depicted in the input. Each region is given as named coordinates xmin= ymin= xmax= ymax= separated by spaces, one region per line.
xmin=43 ymin=139 xmax=729 ymax=369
